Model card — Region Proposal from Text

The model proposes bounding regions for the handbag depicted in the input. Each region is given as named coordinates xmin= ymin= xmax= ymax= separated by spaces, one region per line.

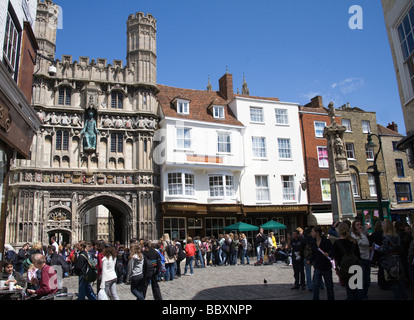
xmin=81 ymin=254 xmax=97 ymax=283
xmin=98 ymin=289 xmax=109 ymax=300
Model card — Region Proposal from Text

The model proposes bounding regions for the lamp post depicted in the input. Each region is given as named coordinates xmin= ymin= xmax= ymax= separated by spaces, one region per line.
xmin=366 ymin=132 xmax=384 ymax=221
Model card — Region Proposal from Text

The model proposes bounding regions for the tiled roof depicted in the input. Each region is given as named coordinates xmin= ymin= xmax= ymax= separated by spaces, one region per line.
xmin=157 ymin=84 xmax=244 ymax=127
xmin=233 ymin=93 xmax=280 ymax=102
xmin=377 ymin=124 xmax=402 ymax=136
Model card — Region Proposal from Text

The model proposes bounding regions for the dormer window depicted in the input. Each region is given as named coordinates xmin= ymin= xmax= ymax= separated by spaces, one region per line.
xmin=178 ymin=101 xmax=189 ymax=114
xmin=213 ymin=105 xmax=225 ymax=119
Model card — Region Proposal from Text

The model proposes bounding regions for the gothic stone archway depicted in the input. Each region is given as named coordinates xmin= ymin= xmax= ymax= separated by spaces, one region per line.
xmin=76 ymin=193 xmax=134 ymax=246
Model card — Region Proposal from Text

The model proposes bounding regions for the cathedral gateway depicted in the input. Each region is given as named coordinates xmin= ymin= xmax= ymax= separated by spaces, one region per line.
xmin=6 ymin=1 xmax=160 ymax=246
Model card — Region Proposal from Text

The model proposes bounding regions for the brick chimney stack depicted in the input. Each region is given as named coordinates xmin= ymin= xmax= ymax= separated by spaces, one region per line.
xmin=305 ymin=96 xmax=324 ymax=109
xmin=387 ymin=122 xmax=398 ymax=133
xmin=219 ymin=73 xmax=234 ymax=100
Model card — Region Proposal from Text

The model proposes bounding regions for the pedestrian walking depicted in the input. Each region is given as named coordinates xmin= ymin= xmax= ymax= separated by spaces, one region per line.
xmin=143 ymin=240 xmax=163 ymax=300
xmin=309 ymin=226 xmax=334 ymax=300
xmin=74 ymin=241 xmax=97 ymax=300
xmin=101 ymin=246 xmax=120 ymax=300
xmin=127 ymin=244 xmax=148 ymax=300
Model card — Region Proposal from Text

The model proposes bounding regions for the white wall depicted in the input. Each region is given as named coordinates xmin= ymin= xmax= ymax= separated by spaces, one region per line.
xmin=160 ymin=117 xmax=245 ymax=204
xmin=229 ymin=96 xmax=307 ymax=206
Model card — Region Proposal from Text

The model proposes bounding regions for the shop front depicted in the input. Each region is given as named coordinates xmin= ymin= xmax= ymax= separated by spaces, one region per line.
xmin=160 ymin=202 xmax=243 ymax=241
xmin=356 ymin=200 xmax=390 ymax=232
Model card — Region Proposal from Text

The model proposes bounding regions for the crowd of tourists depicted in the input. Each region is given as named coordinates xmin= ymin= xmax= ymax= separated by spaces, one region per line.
xmin=1 ymin=217 xmax=413 ymax=300
xmin=289 ymin=218 xmax=414 ymax=300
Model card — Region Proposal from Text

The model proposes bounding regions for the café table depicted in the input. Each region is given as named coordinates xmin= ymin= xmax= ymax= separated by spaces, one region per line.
xmin=0 ymin=286 xmax=26 ymax=300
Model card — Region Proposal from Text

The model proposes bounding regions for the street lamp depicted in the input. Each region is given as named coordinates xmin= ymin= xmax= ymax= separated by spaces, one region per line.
xmin=366 ymin=132 xmax=384 ymax=221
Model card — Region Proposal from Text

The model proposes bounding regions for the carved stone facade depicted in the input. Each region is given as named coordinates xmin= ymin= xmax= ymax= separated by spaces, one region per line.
xmin=6 ymin=1 xmax=160 ymax=247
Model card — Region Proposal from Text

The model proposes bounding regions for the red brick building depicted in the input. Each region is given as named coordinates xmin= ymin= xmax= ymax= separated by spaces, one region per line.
xmin=299 ymin=96 xmax=341 ymax=228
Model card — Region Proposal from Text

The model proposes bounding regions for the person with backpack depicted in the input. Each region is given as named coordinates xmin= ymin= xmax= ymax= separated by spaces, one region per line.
xmin=74 ymin=241 xmax=97 ymax=300
xmin=162 ymin=233 xmax=177 ymax=281
xmin=143 ymin=240 xmax=163 ymax=300
xmin=127 ymin=244 xmax=149 ymax=300
xmin=308 ymin=226 xmax=334 ymax=300
xmin=193 ymin=236 xmax=205 ymax=268
xmin=332 ymin=222 xmax=361 ymax=300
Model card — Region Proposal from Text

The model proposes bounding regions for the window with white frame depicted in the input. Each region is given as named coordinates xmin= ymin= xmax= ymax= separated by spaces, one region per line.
xmin=163 ymin=217 xmax=186 ymax=241
xmin=314 ymin=121 xmax=326 ymax=138
xmin=255 ymin=175 xmax=270 ymax=202
xmin=317 ymin=146 xmax=329 ymax=168
xmin=351 ymin=172 xmax=360 ymax=197
xmin=275 ymin=109 xmax=289 ymax=125
xmin=278 ymin=138 xmax=291 ymax=159
xmin=209 ymin=175 xmax=234 ymax=198
xmin=250 ymin=107 xmax=264 ymax=123
xmin=213 ymin=105 xmax=225 ymax=119
xmin=320 ymin=179 xmax=331 ymax=201
xmin=368 ymin=173 xmax=377 ymax=197
xmin=397 ymin=5 xmax=414 ymax=98
xmin=176 ymin=128 xmax=191 ymax=149
xmin=361 ymin=120 xmax=371 ymax=133
xmin=167 ymin=172 xmax=195 ymax=196
xmin=345 ymin=142 xmax=356 ymax=160
xmin=177 ymin=100 xmax=189 ymax=114
xmin=366 ymin=147 xmax=374 ymax=161
xmin=217 ymin=132 xmax=231 ymax=153
xmin=2 ymin=11 xmax=21 ymax=79
xmin=342 ymin=119 xmax=352 ymax=132
xmin=282 ymin=175 xmax=295 ymax=201
xmin=252 ymin=137 xmax=266 ymax=158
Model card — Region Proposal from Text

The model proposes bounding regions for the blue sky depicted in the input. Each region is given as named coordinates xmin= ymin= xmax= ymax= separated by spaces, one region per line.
xmin=51 ymin=0 xmax=405 ymax=134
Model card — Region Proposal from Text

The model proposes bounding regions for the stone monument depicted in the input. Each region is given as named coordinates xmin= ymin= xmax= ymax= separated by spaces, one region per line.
xmin=323 ymin=102 xmax=356 ymax=222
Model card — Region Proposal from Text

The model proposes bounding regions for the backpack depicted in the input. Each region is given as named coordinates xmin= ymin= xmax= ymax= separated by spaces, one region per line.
xmin=336 ymin=241 xmax=360 ymax=285
xmin=166 ymin=241 xmax=177 ymax=256
xmin=222 ymin=240 xmax=229 ymax=253
xmin=143 ymin=256 xmax=155 ymax=278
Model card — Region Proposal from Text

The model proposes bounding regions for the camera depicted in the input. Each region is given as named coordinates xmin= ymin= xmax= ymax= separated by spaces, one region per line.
xmin=48 ymin=65 xmax=57 ymax=76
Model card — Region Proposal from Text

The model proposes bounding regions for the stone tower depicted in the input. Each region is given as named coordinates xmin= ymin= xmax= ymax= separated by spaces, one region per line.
xmin=34 ymin=0 xmax=59 ymax=58
xmin=126 ymin=12 xmax=157 ymax=85
xmin=6 ymin=2 xmax=161 ymax=248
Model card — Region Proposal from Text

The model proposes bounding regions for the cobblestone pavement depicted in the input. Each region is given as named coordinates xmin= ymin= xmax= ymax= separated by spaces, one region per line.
xmin=62 ymin=261 xmax=414 ymax=300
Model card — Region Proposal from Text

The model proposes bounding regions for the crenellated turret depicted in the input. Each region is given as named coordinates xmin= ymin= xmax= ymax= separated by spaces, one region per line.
xmin=35 ymin=0 xmax=60 ymax=58
xmin=126 ymin=12 xmax=157 ymax=86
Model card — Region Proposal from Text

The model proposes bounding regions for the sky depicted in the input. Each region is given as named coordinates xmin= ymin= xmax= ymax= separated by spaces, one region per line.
xmin=50 ymin=0 xmax=405 ymax=134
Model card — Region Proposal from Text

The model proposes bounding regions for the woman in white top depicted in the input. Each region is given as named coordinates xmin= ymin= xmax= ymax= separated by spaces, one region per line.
xmin=351 ymin=219 xmax=371 ymax=300
xmin=101 ymin=246 xmax=120 ymax=300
